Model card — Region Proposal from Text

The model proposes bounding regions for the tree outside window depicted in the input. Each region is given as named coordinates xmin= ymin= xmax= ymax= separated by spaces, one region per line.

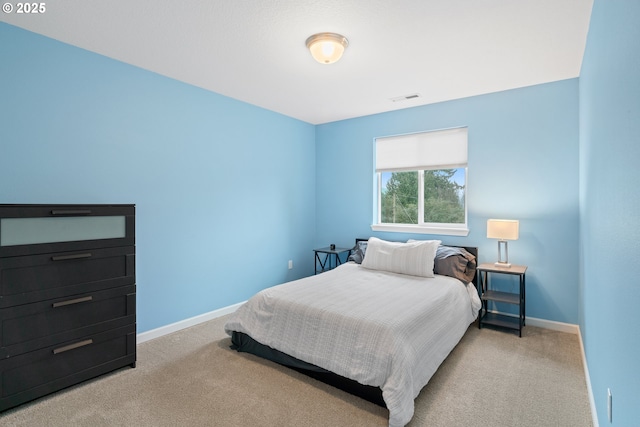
xmin=380 ymin=168 xmax=465 ymax=225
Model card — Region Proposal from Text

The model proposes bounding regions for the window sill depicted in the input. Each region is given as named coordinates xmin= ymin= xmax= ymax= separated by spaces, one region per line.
xmin=371 ymin=223 xmax=469 ymax=237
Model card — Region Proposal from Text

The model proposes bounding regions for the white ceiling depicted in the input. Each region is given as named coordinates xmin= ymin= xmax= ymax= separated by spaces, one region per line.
xmin=1 ymin=0 xmax=593 ymax=125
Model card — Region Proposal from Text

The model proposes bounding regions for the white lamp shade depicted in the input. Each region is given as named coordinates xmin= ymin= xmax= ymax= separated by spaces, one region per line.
xmin=487 ymin=219 xmax=519 ymax=240
xmin=306 ymin=33 xmax=348 ymax=64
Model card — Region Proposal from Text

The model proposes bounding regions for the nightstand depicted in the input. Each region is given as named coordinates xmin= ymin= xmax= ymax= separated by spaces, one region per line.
xmin=313 ymin=246 xmax=351 ymax=274
xmin=477 ymin=263 xmax=527 ymax=337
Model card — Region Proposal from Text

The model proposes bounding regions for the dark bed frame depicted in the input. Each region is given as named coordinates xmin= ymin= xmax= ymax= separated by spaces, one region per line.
xmin=230 ymin=238 xmax=479 ymax=408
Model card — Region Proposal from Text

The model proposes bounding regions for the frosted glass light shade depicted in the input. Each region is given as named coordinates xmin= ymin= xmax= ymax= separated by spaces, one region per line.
xmin=306 ymin=33 xmax=348 ymax=64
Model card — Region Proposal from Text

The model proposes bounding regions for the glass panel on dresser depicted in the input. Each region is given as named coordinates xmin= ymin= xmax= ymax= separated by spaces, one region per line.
xmin=0 ymin=216 xmax=126 ymax=246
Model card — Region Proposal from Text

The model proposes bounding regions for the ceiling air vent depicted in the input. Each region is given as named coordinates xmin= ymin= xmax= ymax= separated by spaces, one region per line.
xmin=390 ymin=93 xmax=421 ymax=102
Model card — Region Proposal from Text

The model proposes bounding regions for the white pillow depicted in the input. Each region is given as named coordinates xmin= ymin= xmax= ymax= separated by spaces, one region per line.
xmin=361 ymin=237 xmax=441 ymax=277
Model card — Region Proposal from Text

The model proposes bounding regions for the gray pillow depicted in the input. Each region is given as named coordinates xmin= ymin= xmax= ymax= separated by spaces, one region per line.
xmin=348 ymin=240 xmax=368 ymax=264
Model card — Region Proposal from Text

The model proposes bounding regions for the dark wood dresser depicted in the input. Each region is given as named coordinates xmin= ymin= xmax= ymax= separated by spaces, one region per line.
xmin=0 ymin=204 xmax=136 ymax=411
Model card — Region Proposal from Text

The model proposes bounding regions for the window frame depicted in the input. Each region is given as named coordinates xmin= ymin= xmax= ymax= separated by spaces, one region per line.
xmin=372 ymin=128 xmax=469 ymax=237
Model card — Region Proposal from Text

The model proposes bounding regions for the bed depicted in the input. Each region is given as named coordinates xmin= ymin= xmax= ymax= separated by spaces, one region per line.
xmin=224 ymin=237 xmax=481 ymax=427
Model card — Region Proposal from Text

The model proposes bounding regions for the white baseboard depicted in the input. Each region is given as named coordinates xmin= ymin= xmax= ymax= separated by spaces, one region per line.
xmin=484 ymin=310 xmax=579 ymax=334
xmin=137 ymin=301 xmax=245 ymax=344
xmin=525 ymin=316 xmax=580 ymax=334
xmin=577 ymin=326 xmax=599 ymax=427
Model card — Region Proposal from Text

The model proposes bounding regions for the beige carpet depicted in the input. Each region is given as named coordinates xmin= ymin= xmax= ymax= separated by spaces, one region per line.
xmin=0 ymin=316 xmax=593 ymax=427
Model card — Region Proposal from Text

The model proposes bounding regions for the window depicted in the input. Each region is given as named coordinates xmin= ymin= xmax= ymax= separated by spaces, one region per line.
xmin=372 ymin=127 xmax=468 ymax=236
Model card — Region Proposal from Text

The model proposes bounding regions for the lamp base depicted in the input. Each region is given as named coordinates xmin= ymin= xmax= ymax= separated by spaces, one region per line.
xmin=495 ymin=241 xmax=511 ymax=268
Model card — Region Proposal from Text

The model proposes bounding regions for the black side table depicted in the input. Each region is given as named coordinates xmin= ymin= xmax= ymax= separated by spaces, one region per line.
xmin=477 ymin=263 xmax=527 ymax=337
xmin=314 ymin=246 xmax=351 ymax=274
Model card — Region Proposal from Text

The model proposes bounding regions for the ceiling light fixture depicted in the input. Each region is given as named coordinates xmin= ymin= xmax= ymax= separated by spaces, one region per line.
xmin=305 ymin=33 xmax=349 ymax=64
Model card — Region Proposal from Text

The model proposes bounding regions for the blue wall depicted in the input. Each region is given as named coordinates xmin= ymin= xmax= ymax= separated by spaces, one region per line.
xmin=0 ymin=23 xmax=317 ymax=333
xmin=579 ymin=0 xmax=640 ymax=425
xmin=316 ymin=80 xmax=580 ymax=324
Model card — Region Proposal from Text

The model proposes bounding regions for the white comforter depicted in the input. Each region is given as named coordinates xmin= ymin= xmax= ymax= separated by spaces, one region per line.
xmin=224 ymin=262 xmax=481 ymax=427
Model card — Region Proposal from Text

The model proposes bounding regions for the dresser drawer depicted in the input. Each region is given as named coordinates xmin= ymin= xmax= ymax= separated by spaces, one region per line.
xmin=0 ymin=246 xmax=134 ymax=307
xmin=0 ymin=325 xmax=135 ymax=410
xmin=0 ymin=285 xmax=135 ymax=358
xmin=0 ymin=204 xmax=134 ymax=257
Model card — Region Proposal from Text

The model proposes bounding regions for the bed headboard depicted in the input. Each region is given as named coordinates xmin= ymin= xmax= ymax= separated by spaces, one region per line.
xmin=354 ymin=238 xmax=479 ymax=288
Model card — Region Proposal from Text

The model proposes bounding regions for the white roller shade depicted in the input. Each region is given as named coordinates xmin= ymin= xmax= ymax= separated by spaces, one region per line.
xmin=375 ymin=127 xmax=468 ymax=172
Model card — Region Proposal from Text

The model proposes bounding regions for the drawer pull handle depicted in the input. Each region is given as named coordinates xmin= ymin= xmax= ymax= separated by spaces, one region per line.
xmin=53 ymin=339 xmax=93 ymax=355
xmin=51 ymin=253 xmax=92 ymax=261
xmin=52 ymin=296 xmax=93 ymax=308
xmin=51 ymin=209 xmax=92 ymax=216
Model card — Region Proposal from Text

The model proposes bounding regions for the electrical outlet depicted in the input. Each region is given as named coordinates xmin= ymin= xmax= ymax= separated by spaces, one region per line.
xmin=288 ymin=260 xmax=293 ymax=270
xmin=608 ymin=388 xmax=612 ymax=423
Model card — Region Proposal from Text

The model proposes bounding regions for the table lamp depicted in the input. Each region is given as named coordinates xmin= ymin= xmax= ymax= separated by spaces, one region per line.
xmin=487 ymin=219 xmax=519 ymax=268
